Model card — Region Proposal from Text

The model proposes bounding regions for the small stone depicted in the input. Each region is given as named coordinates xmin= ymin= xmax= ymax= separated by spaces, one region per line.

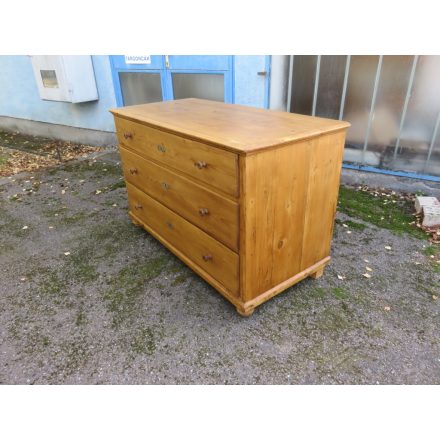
xmin=64 ymin=252 xmax=71 ymax=256
xmin=433 ymin=295 xmax=438 ymax=300
xmin=385 ymin=246 xmax=392 ymax=250
xmin=95 ymin=190 xmax=102 ymax=195
xmin=20 ymin=277 xmax=26 ymax=282
xmin=22 ymin=225 xmax=28 ymax=230
xmin=366 ymin=267 xmax=373 ymax=272
xmin=384 ymin=306 xmax=391 ymax=311
xmin=61 ymin=189 xmax=66 ymax=195
xmin=346 ymin=230 xmax=352 ymax=234
xmin=363 ymin=273 xmax=372 ymax=278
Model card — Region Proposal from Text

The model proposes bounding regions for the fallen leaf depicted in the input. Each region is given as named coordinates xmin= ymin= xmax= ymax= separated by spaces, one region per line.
xmin=366 ymin=267 xmax=373 ymax=272
xmin=414 ymin=262 xmax=421 ymax=265
xmin=342 ymin=223 xmax=348 ymax=228
xmin=22 ymin=225 xmax=28 ymax=230
xmin=48 ymin=226 xmax=54 ymax=229
xmin=346 ymin=230 xmax=352 ymax=234
xmin=364 ymin=259 xmax=369 ymax=263
xmin=337 ymin=275 xmax=346 ymax=280
xmin=64 ymin=252 xmax=71 ymax=256
xmin=95 ymin=190 xmax=102 ymax=195
xmin=385 ymin=246 xmax=392 ymax=250
xmin=433 ymin=295 xmax=438 ymax=300
xmin=112 ymin=203 xmax=117 ymax=207
xmin=20 ymin=277 xmax=26 ymax=282
xmin=363 ymin=273 xmax=372 ymax=278
xmin=61 ymin=189 xmax=66 ymax=195
xmin=384 ymin=306 xmax=391 ymax=311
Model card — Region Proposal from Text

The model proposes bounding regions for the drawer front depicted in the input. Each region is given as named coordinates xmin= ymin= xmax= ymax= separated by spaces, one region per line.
xmin=120 ymin=147 xmax=239 ymax=251
xmin=114 ymin=116 xmax=238 ymax=197
xmin=126 ymin=182 xmax=239 ymax=296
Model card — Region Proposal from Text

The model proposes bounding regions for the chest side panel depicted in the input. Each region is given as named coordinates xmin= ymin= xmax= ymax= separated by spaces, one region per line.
xmin=240 ymin=130 xmax=347 ymax=302
xmin=240 ymin=140 xmax=312 ymax=301
xmin=299 ymin=130 xmax=346 ymax=270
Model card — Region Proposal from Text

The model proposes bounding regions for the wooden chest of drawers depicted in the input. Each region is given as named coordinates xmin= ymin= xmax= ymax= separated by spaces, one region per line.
xmin=110 ymin=98 xmax=350 ymax=316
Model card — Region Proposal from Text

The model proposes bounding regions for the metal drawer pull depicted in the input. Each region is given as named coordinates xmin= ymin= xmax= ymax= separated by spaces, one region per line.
xmin=198 ymin=208 xmax=209 ymax=216
xmin=202 ymin=254 xmax=213 ymax=262
xmin=161 ymin=182 xmax=170 ymax=190
xmin=123 ymin=132 xmax=133 ymax=140
xmin=194 ymin=161 xmax=207 ymax=169
xmin=134 ymin=203 xmax=142 ymax=210
xmin=129 ymin=168 xmax=138 ymax=174
xmin=157 ymin=144 xmax=166 ymax=153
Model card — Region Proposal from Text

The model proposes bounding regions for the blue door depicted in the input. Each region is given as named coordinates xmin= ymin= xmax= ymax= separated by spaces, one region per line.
xmin=110 ymin=55 xmax=233 ymax=106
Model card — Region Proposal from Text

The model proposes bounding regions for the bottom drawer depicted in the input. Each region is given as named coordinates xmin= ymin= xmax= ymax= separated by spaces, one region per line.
xmin=126 ymin=182 xmax=239 ymax=296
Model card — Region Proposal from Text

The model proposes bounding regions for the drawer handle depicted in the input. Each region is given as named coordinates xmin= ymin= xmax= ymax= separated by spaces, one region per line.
xmin=129 ymin=168 xmax=138 ymax=174
xmin=123 ymin=132 xmax=133 ymax=140
xmin=157 ymin=144 xmax=166 ymax=153
xmin=161 ymin=182 xmax=170 ymax=190
xmin=134 ymin=203 xmax=142 ymax=210
xmin=198 ymin=208 xmax=209 ymax=216
xmin=194 ymin=161 xmax=207 ymax=169
xmin=202 ymin=254 xmax=213 ymax=262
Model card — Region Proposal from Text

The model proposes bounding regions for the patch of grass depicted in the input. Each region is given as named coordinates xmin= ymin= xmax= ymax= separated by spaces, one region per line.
xmin=131 ymin=327 xmax=159 ymax=355
xmin=344 ymin=220 xmax=367 ymax=231
xmin=338 ymin=186 xmax=426 ymax=239
xmin=331 ymin=287 xmax=348 ymax=299
xmin=103 ymin=255 xmax=170 ymax=327
xmin=171 ymin=272 xmax=191 ymax=286
xmin=423 ymin=244 xmax=440 ymax=274
xmin=60 ymin=211 xmax=90 ymax=226
xmin=107 ymin=180 xmax=126 ymax=191
xmin=75 ymin=310 xmax=87 ymax=327
xmin=423 ymin=244 xmax=440 ymax=258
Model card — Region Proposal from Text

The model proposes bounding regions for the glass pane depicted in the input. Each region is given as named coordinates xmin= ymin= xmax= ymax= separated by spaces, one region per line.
xmin=366 ymin=56 xmax=414 ymax=167
xmin=290 ymin=55 xmax=317 ymax=115
xmin=395 ymin=56 xmax=440 ymax=174
xmin=343 ymin=56 xmax=379 ymax=165
xmin=172 ymin=73 xmax=224 ymax=102
xmin=426 ymin=120 xmax=440 ymax=176
xmin=315 ymin=55 xmax=347 ymax=119
xmin=41 ymin=70 xmax=58 ymax=88
xmin=119 ymin=72 xmax=162 ymax=106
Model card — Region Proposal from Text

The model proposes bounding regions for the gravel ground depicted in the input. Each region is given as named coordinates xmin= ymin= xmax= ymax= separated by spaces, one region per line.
xmin=0 ymin=151 xmax=439 ymax=384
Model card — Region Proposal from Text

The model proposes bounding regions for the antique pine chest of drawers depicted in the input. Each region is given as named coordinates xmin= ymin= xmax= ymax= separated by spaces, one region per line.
xmin=110 ymin=98 xmax=350 ymax=316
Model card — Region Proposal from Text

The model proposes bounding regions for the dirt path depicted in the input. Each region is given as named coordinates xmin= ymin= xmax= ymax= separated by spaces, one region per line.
xmin=0 ymin=152 xmax=439 ymax=384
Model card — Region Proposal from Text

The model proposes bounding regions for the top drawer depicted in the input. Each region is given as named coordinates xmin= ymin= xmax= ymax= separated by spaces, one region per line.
xmin=114 ymin=116 xmax=239 ymax=197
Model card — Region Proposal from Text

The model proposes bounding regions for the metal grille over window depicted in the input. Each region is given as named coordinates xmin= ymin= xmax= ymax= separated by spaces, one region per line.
xmin=288 ymin=55 xmax=440 ymax=178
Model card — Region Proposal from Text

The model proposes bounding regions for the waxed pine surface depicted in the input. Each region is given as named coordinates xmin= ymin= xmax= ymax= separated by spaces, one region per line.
xmin=110 ymin=98 xmax=350 ymax=152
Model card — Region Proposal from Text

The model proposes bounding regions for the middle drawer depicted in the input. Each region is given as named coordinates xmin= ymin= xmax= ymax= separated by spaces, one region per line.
xmin=119 ymin=146 xmax=239 ymax=252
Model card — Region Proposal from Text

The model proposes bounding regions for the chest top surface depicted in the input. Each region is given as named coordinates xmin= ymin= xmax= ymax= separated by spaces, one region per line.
xmin=110 ymin=98 xmax=350 ymax=154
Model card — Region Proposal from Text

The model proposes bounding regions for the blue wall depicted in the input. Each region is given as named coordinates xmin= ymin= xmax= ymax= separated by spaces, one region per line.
xmin=233 ymin=56 xmax=268 ymax=108
xmin=0 ymin=55 xmax=268 ymax=133
xmin=0 ymin=55 xmax=117 ymax=132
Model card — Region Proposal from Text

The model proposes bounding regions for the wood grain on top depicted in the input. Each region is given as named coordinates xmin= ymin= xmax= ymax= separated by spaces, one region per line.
xmin=110 ymin=98 xmax=350 ymax=154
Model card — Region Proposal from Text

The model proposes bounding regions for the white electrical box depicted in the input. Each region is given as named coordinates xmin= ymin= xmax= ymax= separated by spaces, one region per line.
xmin=31 ymin=55 xmax=98 ymax=103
